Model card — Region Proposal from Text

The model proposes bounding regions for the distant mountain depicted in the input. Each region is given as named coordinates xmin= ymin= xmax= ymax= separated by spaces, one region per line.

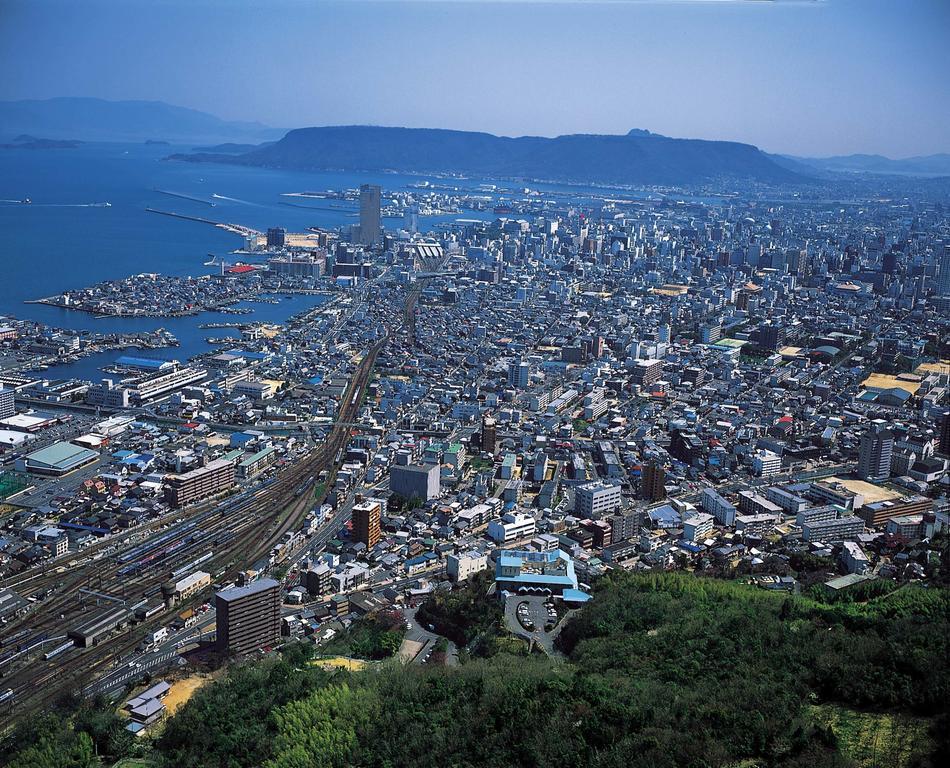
xmin=191 ymin=141 xmax=276 ymax=154
xmin=0 ymin=97 xmax=284 ymax=144
xmin=1 ymin=134 xmax=82 ymax=150
xmin=782 ymin=152 xmax=950 ymax=177
xmin=172 ymin=125 xmax=805 ymax=186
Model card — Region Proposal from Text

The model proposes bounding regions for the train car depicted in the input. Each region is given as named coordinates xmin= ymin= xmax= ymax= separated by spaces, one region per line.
xmin=19 ymin=633 xmax=49 ymax=654
xmin=44 ymin=641 xmax=74 ymax=661
xmin=0 ymin=688 xmax=13 ymax=705
xmin=0 ymin=629 xmax=30 ymax=649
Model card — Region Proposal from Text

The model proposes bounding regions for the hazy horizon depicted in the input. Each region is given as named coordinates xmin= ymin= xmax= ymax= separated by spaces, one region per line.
xmin=1 ymin=0 xmax=948 ymax=158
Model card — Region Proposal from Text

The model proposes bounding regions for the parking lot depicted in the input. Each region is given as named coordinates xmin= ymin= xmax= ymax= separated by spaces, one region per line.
xmin=504 ymin=594 xmax=567 ymax=655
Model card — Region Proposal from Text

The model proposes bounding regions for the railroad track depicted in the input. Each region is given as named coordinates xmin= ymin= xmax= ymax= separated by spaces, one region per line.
xmin=0 ymin=268 xmax=438 ymax=728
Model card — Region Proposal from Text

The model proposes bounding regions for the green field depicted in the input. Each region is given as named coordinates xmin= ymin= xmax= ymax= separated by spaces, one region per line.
xmin=809 ymin=704 xmax=932 ymax=768
xmin=0 ymin=472 xmax=30 ymax=500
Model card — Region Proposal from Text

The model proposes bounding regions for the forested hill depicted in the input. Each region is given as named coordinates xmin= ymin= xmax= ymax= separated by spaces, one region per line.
xmin=171 ymin=125 xmax=806 ymax=186
xmin=2 ymin=573 xmax=946 ymax=768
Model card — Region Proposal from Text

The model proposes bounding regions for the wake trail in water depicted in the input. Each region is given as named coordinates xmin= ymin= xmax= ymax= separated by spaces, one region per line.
xmin=211 ymin=193 xmax=258 ymax=205
xmin=1 ymin=201 xmax=111 ymax=207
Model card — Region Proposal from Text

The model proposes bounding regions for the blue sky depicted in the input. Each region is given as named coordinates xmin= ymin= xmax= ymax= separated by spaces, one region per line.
xmin=0 ymin=0 xmax=947 ymax=157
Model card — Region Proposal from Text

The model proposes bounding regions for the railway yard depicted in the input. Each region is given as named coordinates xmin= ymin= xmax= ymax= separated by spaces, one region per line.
xmin=0 ymin=265 xmax=430 ymax=728
xmin=0 ymin=181 xmax=947 ymax=748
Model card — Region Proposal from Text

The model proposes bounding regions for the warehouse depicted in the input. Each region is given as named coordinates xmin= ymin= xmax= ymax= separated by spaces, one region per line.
xmin=68 ymin=606 xmax=134 ymax=648
xmin=17 ymin=441 xmax=100 ymax=476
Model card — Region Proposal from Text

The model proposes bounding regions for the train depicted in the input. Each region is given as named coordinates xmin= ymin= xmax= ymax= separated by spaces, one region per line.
xmin=170 ymin=550 xmax=214 ymax=581
xmin=0 ymin=629 xmax=30 ymax=649
xmin=44 ymin=641 xmax=74 ymax=661
xmin=18 ymin=633 xmax=49 ymax=655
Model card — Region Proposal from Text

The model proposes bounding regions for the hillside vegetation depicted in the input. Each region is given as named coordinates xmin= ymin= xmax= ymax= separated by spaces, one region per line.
xmin=2 ymin=574 xmax=945 ymax=768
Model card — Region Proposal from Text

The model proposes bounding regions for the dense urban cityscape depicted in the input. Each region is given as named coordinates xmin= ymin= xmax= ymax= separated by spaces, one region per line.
xmin=0 ymin=1 xmax=947 ymax=767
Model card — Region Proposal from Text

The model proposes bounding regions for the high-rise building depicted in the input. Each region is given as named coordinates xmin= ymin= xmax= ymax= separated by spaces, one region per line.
xmin=266 ymin=227 xmax=286 ymax=249
xmin=352 ymin=499 xmax=381 ymax=549
xmin=881 ymin=250 xmax=898 ymax=275
xmin=700 ymin=322 xmax=722 ymax=344
xmin=390 ymin=462 xmax=441 ymax=501
xmin=574 ymin=480 xmax=622 ymax=517
xmin=857 ymin=423 xmax=893 ymax=482
xmin=480 ymin=415 xmax=497 ymax=454
xmin=358 ymin=184 xmax=381 ymax=248
xmin=608 ymin=510 xmax=640 ymax=543
xmin=508 ymin=359 xmax=530 ymax=389
xmin=215 ymin=578 xmax=281 ymax=657
xmin=938 ymin=411 xmax=950 ymax=457
xmin=631 ymin=359 xmax=663 ymax=389
xmin=163 ymin=458 xmax=236 ymax=508
xmin=0 ymin=387 xmax=15 ymax=420
xmin=937 ymin=244 xmax=950 ymax=298
xmin=752 ymin=449 xmax=782 ymax=477
xmin=640 ymin=461 xmax=666 ymax=501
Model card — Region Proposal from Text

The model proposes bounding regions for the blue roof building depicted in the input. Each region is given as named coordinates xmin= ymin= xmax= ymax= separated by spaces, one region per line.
xmin=494 ymin=548 xmax=589 ymax=600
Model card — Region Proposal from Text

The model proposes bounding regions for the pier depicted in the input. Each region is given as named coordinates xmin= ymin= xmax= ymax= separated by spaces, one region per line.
xmin=144 ymin=207 xmax=262 ymax=239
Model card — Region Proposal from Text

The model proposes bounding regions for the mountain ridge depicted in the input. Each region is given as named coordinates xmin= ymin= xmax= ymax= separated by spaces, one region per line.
xmin=781 ymin=152 xmax=950 ymax=177
xmin=172 ymin=123 xmax=806 ymax=186
xmin=0 ymin=97 xmax=283 ymax=144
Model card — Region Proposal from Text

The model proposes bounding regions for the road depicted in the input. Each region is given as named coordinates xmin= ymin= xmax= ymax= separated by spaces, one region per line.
xmin=399 ymin=606 xmax=458 ymax=666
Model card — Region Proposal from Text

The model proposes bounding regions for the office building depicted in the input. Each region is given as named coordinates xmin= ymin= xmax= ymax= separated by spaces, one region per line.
xmin=701 ymin=488 xmax=737 ymax=526
xmin=938 ymin=244 xmax=950 ymax=299
xmin=446 ymin=551 xmax=488 ymax=582
xmin=487 ymin=512 xmax=536 ymax=543
xmin=640 ymin=461 xmax=666 ymax=501
xmin=801 ymin=516 xmax=865 ymax=543
xmin=163 ymin=457 xmax=235 ymax=508
xmin=390 ymin=462 xmax=441 ymax=502
xmin=266 ymin=227 xmax=286 ymax=249
xmin=857 ymin=422 xmax=893 ymax=482
xmin=608 ymin=510 xmax=640 ymax=542
xmin=752 ymin=449 xmax=782 ymax=478
xmin=352 ymin=499 xmax=382 ymax=549
xmin=631 ymin=359 xmax=663 ymax=389
xmin=480 ymin=415 xmax=497 ymax=453
xmin=700 ymin=322 xmax=722 ymax=344
xmin=215 ymin=578 xmax=281 ymax=657
xmin=574 ymin=480 xmax=622 ymax=517
xmin=0 ymin=387 xmax=14 ymax=419
xmin=358 ymin=184 xmax=381 ymax=248
xmin=508 ymin=359 xmax=530 ymax=389
xmin=86 ymin=379 xmax=130 ymax=409
xmin=683 ymin=513 xmax=714 ymax=542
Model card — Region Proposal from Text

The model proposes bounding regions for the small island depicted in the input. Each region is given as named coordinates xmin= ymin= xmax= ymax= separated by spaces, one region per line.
xmin=1 ymin=134 xmax=82 ymax=149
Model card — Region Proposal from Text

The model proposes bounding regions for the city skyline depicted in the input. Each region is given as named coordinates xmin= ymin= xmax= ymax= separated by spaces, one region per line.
xmin=1 ymin=0 xmax=948 ymax=157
